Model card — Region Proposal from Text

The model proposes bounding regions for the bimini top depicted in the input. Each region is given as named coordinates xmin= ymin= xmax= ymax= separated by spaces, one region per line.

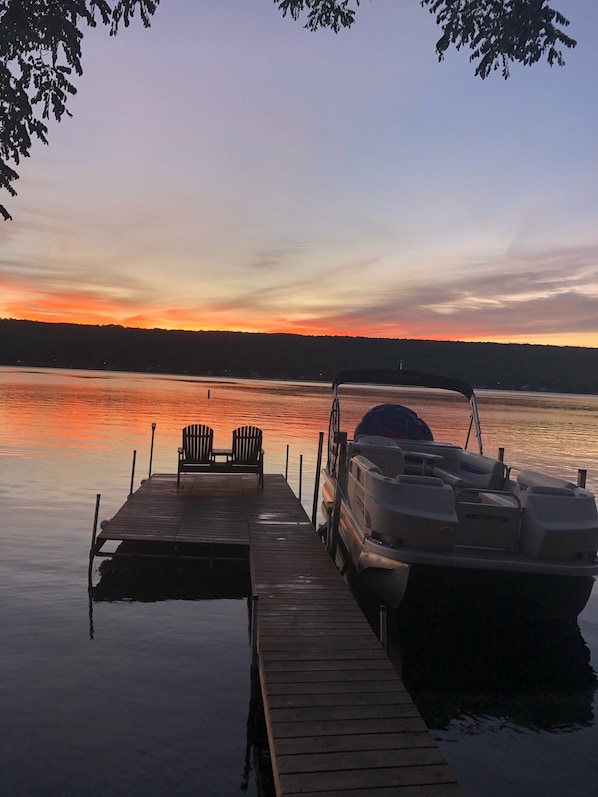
xmin=332 ymin=369 xmax=475 ymax=400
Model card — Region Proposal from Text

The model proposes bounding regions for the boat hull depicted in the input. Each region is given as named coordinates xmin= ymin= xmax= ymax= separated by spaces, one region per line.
xmin=323 ymin=472 xmax=596 ymax=619
xmin=400 ymin=563 xmax=595 ymax=623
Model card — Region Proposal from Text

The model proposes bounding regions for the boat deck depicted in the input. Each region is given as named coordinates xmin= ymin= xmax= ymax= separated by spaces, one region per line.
xmin=94 ymin=473 xmax=461 ymax=796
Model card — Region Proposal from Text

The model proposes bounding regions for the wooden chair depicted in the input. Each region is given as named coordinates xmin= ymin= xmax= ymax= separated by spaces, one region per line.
xmin=230 ymin=425 xmax=264 ymax=487
xmin=177 ymin=424 xmax=214 ymax=486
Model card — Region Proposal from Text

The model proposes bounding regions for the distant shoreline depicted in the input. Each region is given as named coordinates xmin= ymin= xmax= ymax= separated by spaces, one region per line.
xmin=1 ymin=318 xmax=597 ymax=395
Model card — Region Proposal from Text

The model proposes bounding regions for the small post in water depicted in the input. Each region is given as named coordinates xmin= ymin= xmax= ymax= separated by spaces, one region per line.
xmin=379 ymin=604 xmax=388 ymax=650
xmin=148 ymin=422 xmax=156 ymax=478
xmin=498 ymin=447 xmax=505 ymax=462
xmin=311 ymin=431 xmax=324 ymax=527
xmin=578 ymin=469 xmax=587 ymax=488
xmin=298 ymin=454 xmax=303 ymax=501
xmin=285 ymin=444 xmax=289 ymax=480
xmin=129 ymin=450 xmax=137 ymax=497
xmin=329 ymin=432 xmax=347 ymax=557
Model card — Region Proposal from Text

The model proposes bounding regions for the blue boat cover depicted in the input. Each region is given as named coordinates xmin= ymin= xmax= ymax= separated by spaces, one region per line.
xmin=354 ymin=403 xmax=433 ymax=441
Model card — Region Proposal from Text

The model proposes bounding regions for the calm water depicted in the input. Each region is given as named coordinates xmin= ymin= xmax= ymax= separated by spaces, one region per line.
xmin=2 ymin=367 xmax=598 ymax=796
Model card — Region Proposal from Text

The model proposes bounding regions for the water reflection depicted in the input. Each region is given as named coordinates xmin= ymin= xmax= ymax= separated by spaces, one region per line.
xmin=396 ymin=613 xmax=596 ymax=733
xmin=4 ymin=368 xmax=598 ymax=796
xmin=91 ymin=542 xmax=251 ymax=603
xmin=89 ymin=548 xmax=274 ymax=797
xmin=348 ymin=570 xmax=597 ymax=735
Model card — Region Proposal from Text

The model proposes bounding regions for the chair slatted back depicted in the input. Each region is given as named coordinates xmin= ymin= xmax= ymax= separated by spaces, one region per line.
xmin=182 ymin=424 xmax=214 ymax=463
xmin=231 ymin=426 xmax=262 ymax=464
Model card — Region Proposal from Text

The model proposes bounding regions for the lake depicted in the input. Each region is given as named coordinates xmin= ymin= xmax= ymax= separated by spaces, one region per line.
xmin=1 ymin=366 xmax=598 ymax=796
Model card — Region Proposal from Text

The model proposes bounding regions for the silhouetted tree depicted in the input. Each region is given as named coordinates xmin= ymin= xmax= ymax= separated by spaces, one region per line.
xmin=3 ymin=318 xmax=598 ymax=394
xmin=0 ymin=1 xmax=577 ymax=220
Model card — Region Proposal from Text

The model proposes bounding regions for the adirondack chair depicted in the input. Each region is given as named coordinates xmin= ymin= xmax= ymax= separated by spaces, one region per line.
xmin=230 ymin=425 xmax=264 ymax=486
xmin=177 ymin=424 xmax=214 ymax=486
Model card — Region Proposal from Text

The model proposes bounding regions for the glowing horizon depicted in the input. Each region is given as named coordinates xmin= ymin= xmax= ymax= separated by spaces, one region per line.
xmin=5 ymin=303 xmax=598 ymax=350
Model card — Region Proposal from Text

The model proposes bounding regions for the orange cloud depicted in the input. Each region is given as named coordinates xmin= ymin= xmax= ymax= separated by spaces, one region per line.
xmin=3 ymin=278 xmax=598 ymax=348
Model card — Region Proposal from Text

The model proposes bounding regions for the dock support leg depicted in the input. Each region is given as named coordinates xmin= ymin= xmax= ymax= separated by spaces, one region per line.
xmin=87 ymin=493 xmax=101 ymax=589
xmin=328 ymin=433 xmax=347 ymax=558
xmin=149 ymin=423 xmax=156 ymax=477
xmin=311 ymin=431 xmax=324 ymax=527
xmin=379 ymin=604 xmax=388 ymax=651
xmin=129 ymin=450 xmax=137 ymax=497
xmin=250 ymin=595 xmax=259 ymax=670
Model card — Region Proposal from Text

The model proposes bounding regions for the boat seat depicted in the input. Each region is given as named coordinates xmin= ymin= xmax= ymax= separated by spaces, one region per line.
xmin=431 ymin=467 xmax=473 ymax=491
xmin=396 ymin=474 xmax=444 ymax=487
xmin=432 ymin=451 xmax=507 ymax=491
xmin=517 ymin=469 xmax=577 ymax=492
xmin=349 ymin=437 xmax=404 ymax=478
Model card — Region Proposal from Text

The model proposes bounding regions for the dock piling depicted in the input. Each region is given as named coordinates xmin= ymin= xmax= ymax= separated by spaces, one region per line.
xmin=87 ymin=493 xmax=101 ymax=587
xmin=148 ymin=423 xmax=156 ymax=477
xmin=129 ymin=450 xmax=137 ymax=497
xmin=311 ymin=431 xmax=324 ymax=527
xmin=379 ymin=603 xmax=388 ymax=650
xmin=328 ymin=432 xmax=347 ymax=557
xmin=250 ymin=594 xmax=259 ymax=669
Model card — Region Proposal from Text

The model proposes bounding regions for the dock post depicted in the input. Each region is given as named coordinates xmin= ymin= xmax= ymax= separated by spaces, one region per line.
xmin=379 ymin=604 xmax=388 ymax=651
xmin=87 ymin=493 xmax=101 ymax=588
xmin=250 ymin=595 xmax=259 ymax=669
xmin=129 ymin=450 xmax=137 ymax=497
xmin=148 ymin=423 xmax=156 ymax=477
xmin=285 ymin=445 xmax=289 ymax=480
xmin=578 ymin=469 xmax=587 ymax=488
xmin=498 ymin=447 xmax=505 ymax=462
xmin=311 ymin=431 xmax=324 ymax=527
xmin=329 ymin=433 xmax=347 ymax=557
xmin=299 ymin=454 xmax=303 ymax=501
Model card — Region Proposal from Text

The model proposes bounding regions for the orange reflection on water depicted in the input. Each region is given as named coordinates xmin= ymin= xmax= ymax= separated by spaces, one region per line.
xmin=3 ymin=369 xmax=598 ymax=500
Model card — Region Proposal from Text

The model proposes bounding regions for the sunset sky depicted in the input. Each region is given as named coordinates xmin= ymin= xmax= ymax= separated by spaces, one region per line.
xmin=1 ymin=0 xmax=597 ymax=346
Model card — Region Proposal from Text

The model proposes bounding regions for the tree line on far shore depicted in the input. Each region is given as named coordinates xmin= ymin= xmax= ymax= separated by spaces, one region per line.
xmin=1 ymin=319 xmax=597 ymax=395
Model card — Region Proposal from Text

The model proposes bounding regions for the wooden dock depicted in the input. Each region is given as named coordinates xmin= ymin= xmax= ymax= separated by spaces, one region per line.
xmin=94 ymin=474 xmax=461 ymax=796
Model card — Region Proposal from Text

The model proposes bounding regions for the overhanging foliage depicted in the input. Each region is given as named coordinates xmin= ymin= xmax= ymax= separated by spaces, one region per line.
xmin=0 ymin=0 xmax=577 ymax=220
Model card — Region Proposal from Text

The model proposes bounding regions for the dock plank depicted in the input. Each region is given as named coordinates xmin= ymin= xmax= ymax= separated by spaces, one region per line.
xmin=247 ymin=477 xmax=460 ymax=797
xmin=97 ymin=473 xmax=252 ymax=547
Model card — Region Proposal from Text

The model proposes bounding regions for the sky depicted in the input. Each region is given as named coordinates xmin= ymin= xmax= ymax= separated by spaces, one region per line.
xmin=1 ymin=0 xmax=598 ymax=346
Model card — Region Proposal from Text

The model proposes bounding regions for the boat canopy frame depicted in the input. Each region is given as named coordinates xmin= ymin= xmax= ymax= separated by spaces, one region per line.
xmin=327 ymin=369 xmax=483 ymax=476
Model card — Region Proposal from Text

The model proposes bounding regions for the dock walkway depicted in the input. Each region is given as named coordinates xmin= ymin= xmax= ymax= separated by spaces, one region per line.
xmin=95 ymin=474 xmax=460 ymax=796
